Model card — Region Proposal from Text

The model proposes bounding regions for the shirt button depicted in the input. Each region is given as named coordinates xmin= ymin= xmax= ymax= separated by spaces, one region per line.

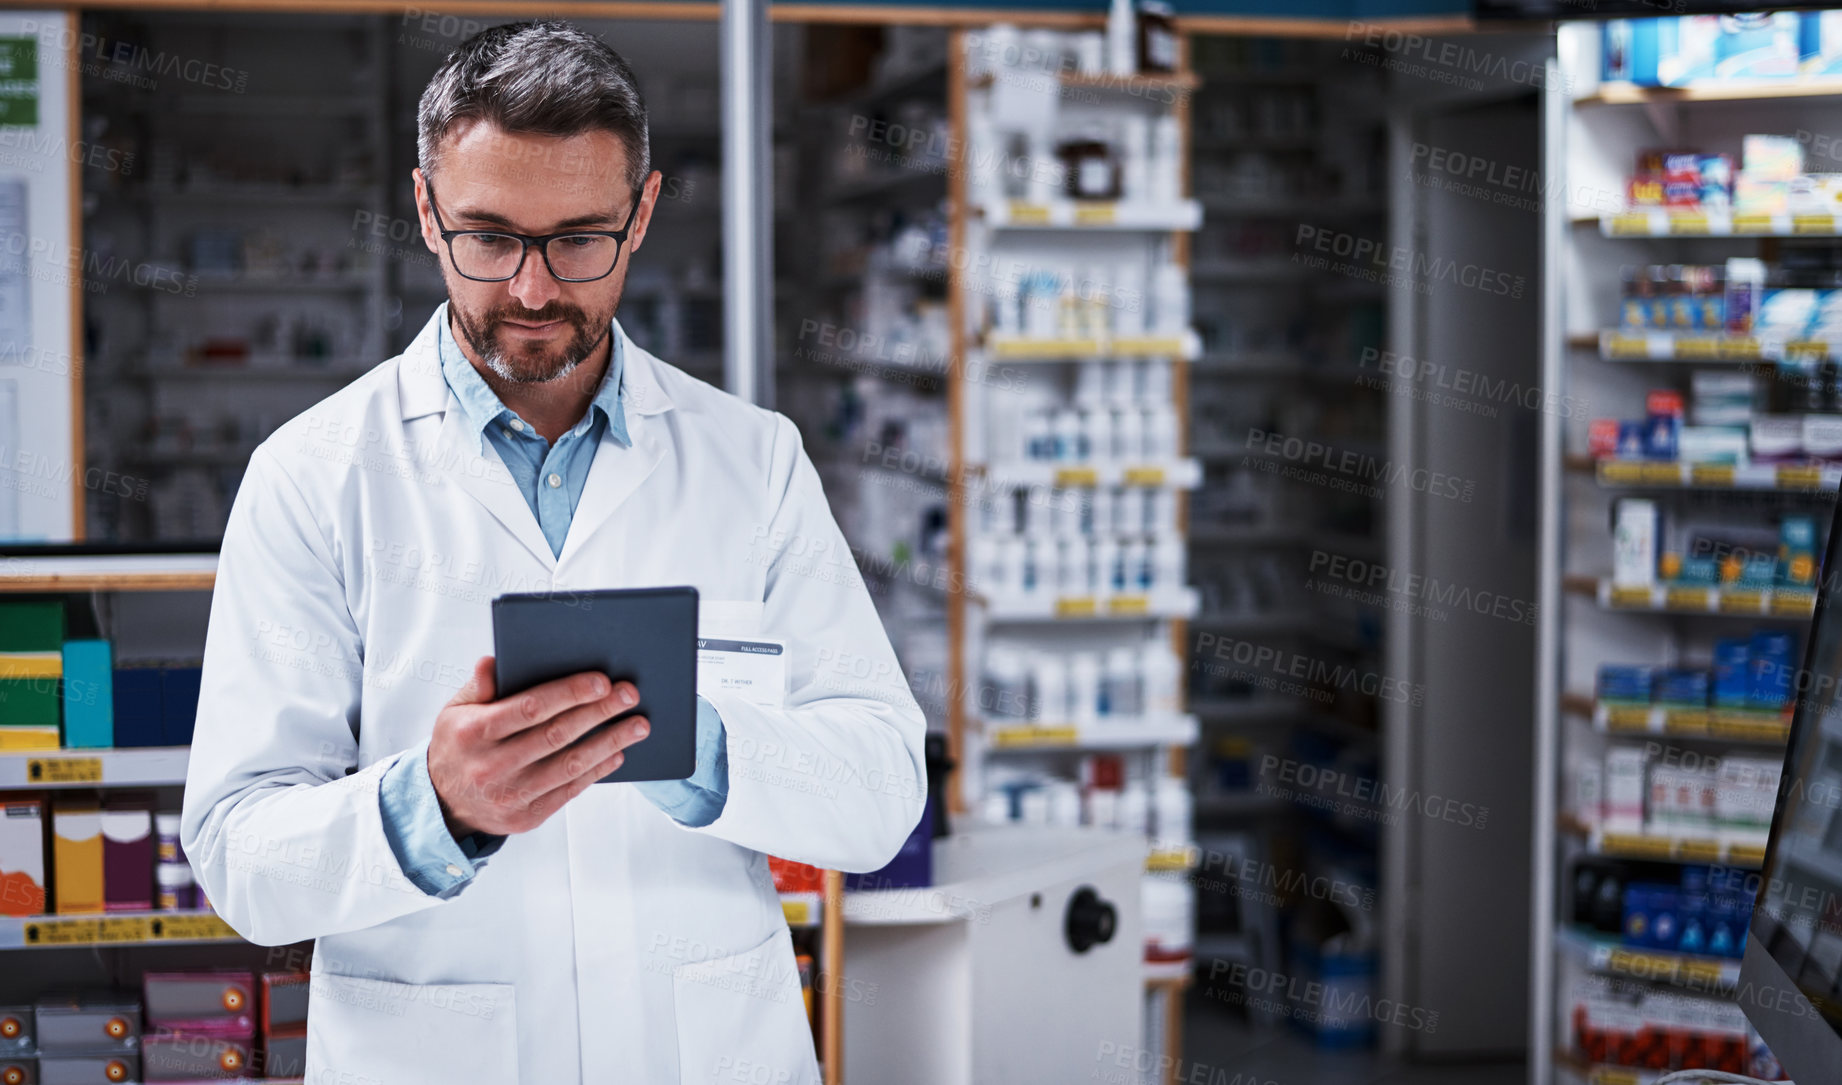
xmin=547 ymin=473 xmax=562 ymax=488
xmin=445 ymin=864 xmax=463 ymax=877
xmin=510 ymin=419 xmax=526 ymax=432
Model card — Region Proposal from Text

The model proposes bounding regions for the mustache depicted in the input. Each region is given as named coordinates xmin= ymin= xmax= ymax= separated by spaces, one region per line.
xmin=488 ymin=305 xmax=587 ymax=327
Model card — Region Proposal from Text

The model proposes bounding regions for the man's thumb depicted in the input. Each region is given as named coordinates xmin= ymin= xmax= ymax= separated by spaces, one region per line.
xmin=448 ymin=656 xmax=496 ymax=706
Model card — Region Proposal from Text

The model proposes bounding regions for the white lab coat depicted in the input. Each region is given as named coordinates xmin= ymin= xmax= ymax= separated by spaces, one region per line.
xmin=181 ymin=306 xmax=928 ymax=1084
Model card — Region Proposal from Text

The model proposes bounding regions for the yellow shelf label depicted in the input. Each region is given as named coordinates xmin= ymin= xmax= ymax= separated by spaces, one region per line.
xmin=1590 ymin=1070 xmax=1643 ymax=1085
xmin=148 ymin=913 xmax=238 ymax=942
xmin=1665 ymin=587 xmax=1711 ymax=611
xmin=26 ymin=756 xmax=102 ymax=784
xmin=1789 ymin=339 xmax=1831 ymax=359
xmin=992 ymin=725 xmax=1080 ymax=748
xmin=1689 ymin=463 xmax=1735 ymax=487
xmin=1606 ymin=947 xmax=1672 ymax=979
xmin=1603 ymin=335 xmax=1649 ymax=358
xmin=1054 ymin=467 xmax=1100 ymax=487
xmin=1602 ymin=706 xmax=1652 ymax=732
xmin=1730 ymin=842 xmax=1767 ymax=867
xmin=1708 ymin=712 xmax=1789 ymax=743
xmin=1661 ymin=708 xmax=1710 ymax=736
xmin=1793 ymin=212 xmax=1836 ymax=235
xmin=1111 ymin=337 xmax=1186 ymax=357
xmin=1108 ymin=594 xmax=1151 ymax=615
xmin=1732 ymin=212 xmax=1775 ymax=234
xmin=1674 ymin=336 xmax=1720 ymax=359
xmin=1055 ymin=596 xmax=1098 ymax=617
xmin=1073 ymin=202 xmax=1117 ymax=226
xmin=1601 ymin=833 xmax=1673 ymax=860
xmin=1146 ymin=847 xmax=1194 ymax=872
xmin=1678 ymin=959 xmax=1727 ymax=985
xmin=1678 ymin=839 xmax=1722 ymax=863
xmin=1717 ymin=336 xmax=1761 ymax=359
xmin=1006 ymin=201 xmax=1051 ymax=225
xmin=1668 ymin=212 xmax=1710 ymax=235
xmin=22 ymin=915 xmax=151 ymax=946
xmin=1777 ymin=465 xmax=1823 ymax=489
xmin=1608 ymin=586 xmax=1654 ymax=609
xmin=781 ymin=900 xmax=812 ymax=926
xmin=1771 ymin=590 xmax=1818 ymax=617
xmin=1718 ymin=590 xmax=1764 ymax=614
xmin=1121 ymin=466 xmax=1166 ymax=486
xmin=1608 ymin=213 xmax=1652 ymax=236
xmin=1639 ymin=463 xmax=1684 ymax=485
xmin=1598 ymin=460 xmax=1645 ymax=485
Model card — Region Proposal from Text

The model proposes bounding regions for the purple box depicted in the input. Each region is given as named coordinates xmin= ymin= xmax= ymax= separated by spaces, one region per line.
xmin=100 ymin=802 xmax=151 ymax=913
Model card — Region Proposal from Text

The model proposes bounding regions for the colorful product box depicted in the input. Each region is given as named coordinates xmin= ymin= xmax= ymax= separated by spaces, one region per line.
xmin=50 ymin=801 xmax=102 ymax=915
xmin=1713 ymin=639 xmax=1752 ymax=708
xmin=99 ymin=802 xmax=151 ymax=913
xmin=143 ymin=971 xmax=253 ymax=1034
xmin=32 ymin=993 xmax=139 ymax=1054
xmin=110 ymin=665 xmax=163 ymax=748
xmin=1653 ymin=668 xmax=1710 ymax=707
xmin=59 ymin=641 xmax=111 ymax=749
xmin=0 ymin=797 xmax=44 ymax=917
xmin=142 ymin=1031 xmax=250 ymax=1079
xmin=1749 ymin=630 xmax=1796 ymax=707
xmin=0 ymin=602 xmax=64 ymax=653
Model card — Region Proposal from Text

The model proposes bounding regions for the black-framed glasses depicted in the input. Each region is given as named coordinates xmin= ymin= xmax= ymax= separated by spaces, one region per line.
xmin=426 ymin=181 xmax=642 ymax=283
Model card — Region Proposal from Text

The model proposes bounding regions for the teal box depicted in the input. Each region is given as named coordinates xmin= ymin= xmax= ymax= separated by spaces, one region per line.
xmin=60 ymin=639 xmax=113 ymax=748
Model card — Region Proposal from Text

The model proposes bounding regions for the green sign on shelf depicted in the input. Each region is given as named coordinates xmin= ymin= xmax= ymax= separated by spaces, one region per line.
xmin=0 ymin=38 xmax=38 ymax=128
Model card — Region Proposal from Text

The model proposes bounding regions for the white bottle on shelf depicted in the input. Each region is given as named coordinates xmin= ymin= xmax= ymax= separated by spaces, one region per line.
xmin=1114 ymin=407 xmax=1144 ymax=461
xmin=1102 ymin=646 xmax=1142 ymax=717
xmin=1087 ymin=408 xmax=1115 ymax=468
xmin=1141 ymin=640 xmax=1181 ymax=717
xmin=1143 ymin=405 xmax=1177 ymax=459
xmin=1086 ymin=787 xmax=1121 ymax=829
xmin=1152 ymin=777 xmax=1192 ymax=850
xmin=985 ymin=645 xmax=1030 ymax=720
xmin=1031 ymin=652 xmax=1069 ymax=722
xmin=1153 ymin=533 xmax=1186 ymax=591
xmin=1113 ymin=263 xmax=1147 ymax=338
xmin=1151 ymin=115 xmax=1182 ymax=203
xmin=982 ymin=791 xmax=1014 ymax=826
xmin=1020 ymin=534 xmax=1042 ymax=594
xmin=1142 ymin=357 xmax=1172 ymax=402
xmin=1121 ymin=115 xmax=1151 ymax=204
xmin=1075 ymin=360 xmax=1107 ymax=406
xmin=1107 ymin=0 xmax=1137 ymax=76
xmin=1122 ymin=537 xmax=1151 ymax=591
xmin=1153 ymin=262 xmax=1189 ymax=335
xmin=1053 ymin=408 xmax=1081 ymax=462
xmin=1094 ymin=536 xmax=1122 ymax=594
xmin=1024 ymin=484 xmax=1053 ymax=535
xmin=1070 ymin=651 xmax=1101 ymax=725
xmin=1047 ymin=781 xmax=1084 ymax=827
xmin=1001 ymin=535 xmax=1027 ymax=596
xmin=1120 ymin=779 xmax=1152 ymax=835
xmin=1054 ymin=488 xmax=1083 ymax=536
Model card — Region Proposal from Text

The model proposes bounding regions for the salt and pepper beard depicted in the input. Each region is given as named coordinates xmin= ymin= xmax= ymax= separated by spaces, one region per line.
xmin=449 ymin=293 xmax=619 ymax=388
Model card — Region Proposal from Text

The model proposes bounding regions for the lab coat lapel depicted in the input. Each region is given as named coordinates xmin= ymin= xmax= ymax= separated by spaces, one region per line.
xmin=397 ymin=309 xmax=557 ymax=570
xmin=556 ymin=328 xmax=673 ymax=566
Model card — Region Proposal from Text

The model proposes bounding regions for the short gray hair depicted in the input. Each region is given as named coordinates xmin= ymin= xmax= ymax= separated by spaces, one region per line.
xmin=417 ymin=20 xmax=650 ymax=192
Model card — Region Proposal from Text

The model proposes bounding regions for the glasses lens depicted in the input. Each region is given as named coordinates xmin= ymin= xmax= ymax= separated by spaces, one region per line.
xmin=545 ymin=235 xmax=621 ymax=281
xmin=451 ymin=233 xmax=526 ymax=280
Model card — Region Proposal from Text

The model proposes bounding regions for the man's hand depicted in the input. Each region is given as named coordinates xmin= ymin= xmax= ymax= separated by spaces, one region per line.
xmin=428 ymin=656 xmax=650 ymax=839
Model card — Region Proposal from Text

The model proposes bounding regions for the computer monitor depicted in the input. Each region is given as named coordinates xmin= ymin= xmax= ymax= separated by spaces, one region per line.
xmin=1743 ymin=495 xmax=1842 ymax=1079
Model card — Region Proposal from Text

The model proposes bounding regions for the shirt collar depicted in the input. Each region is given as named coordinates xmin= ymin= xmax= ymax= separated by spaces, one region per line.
xmin=436 ymin=306 xmax=630 ymax=453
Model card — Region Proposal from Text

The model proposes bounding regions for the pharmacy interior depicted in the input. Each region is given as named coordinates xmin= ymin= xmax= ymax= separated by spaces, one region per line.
xmin=9 ymin=1 xmax=1842 ymax=1083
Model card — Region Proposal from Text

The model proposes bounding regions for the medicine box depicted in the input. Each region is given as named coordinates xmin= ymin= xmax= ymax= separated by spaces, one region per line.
xmin=160 ymin=665 xmax=203 ymax=746
xmin=59 ymin=641 xmax=111 ymax=749
xmin=110 ymin=665 xmax=162 ymax=748
xmin=0 ymin=797 xmax=44 ymax=917
xmin=143 ymin=971 xmax=253 ymax=1033
xmin=1605 ymin=747 xmax=1646 ymax=833
xmin=51 ymin=801 xmax=102 ymax=915
xmin=0 ymin=1005 xmax=32 ymax=1056
xmin=32 ymin=993 xmax=139 ymax=1054
xmin=99 ymin=803 xmax=151 ymax=913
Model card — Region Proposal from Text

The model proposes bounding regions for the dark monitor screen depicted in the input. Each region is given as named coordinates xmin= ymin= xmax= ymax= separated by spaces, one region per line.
xmin=1745 ymin=495 xmax=1842 ymax=1077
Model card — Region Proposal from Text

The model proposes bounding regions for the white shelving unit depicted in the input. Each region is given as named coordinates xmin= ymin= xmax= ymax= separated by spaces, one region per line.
xmin=1534 ymin=24 xmax=1835 ymax=1084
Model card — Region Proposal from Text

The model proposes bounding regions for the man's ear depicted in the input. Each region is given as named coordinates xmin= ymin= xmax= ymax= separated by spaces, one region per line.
xmin=411 ymin=167 xmax=440 ymax=255
xmin=627 ymin=170 xmax=665 ymax=254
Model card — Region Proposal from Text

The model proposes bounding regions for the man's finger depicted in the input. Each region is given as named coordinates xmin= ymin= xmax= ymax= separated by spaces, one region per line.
xmin=514 ymin=715 xmax=650 ymax=796
xmin=446 ymin=656 xmax=497 ymax=708
xmin=532 ymin=746 xmax=630 ymax=819
xmin=481 ymin=671 xmax=629 ymax=743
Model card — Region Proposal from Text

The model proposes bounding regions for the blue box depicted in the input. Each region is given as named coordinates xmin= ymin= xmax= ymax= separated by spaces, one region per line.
xmin=1653 ymin=667 xmax=1710 ymax=707
xmin=1598 ymin=665 xmax=1654 ymax=704
xmin=1679 ymin=556 xmax=1720 ymax=585
xmin=1623 ymin=883 xmax=1682 ymax=951
xmin=1713 ymin=639 xmax=1752 ymax=707
xmin=59 ymin=640 xmax=112 ymax=749
xmin=111 ymin=666 xmax=163 ymax=748
xmin=1750 ymin=631 xmax=1797 ymax=708
xmin=161 ymin=666 xmax=202 ymax=746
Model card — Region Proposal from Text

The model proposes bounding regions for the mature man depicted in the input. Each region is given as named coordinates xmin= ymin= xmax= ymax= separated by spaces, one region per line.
xmin=181 ymin=21 xmax=925 ymax=1084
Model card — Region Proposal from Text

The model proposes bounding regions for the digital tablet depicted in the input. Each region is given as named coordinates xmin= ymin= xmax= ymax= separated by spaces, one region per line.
xmin=490 ymin=586 xmax=698 ymax=783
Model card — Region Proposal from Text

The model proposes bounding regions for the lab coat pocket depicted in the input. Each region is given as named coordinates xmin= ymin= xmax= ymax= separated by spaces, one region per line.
xmin=672 ymin=926 xmax=819 ymax=1085
xmin=306 ymin=972 xmax=518 ymax=1084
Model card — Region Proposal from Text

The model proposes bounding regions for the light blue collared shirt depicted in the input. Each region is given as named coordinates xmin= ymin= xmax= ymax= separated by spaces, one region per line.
xmin=376 ymin=310 xmax=729 ymax=899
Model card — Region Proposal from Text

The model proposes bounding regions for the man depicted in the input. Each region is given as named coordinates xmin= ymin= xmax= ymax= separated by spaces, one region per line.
xmin=181 ymin=21 xmax=925 ymax=1085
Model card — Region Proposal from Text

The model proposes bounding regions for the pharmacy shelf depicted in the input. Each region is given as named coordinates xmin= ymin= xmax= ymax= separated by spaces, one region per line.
xmin=1190 ymin=697 xmax=1314 ymax=723
xmin=981 ymin=330 xmax=1202 ymax=362
xmin=781 ymin=892 xmax=823 ymax=929
xmin=1146 ymin=845 xmax=1198 ymax=873
xmin=1584 ymin=457 xmax=1840 ymax=493
xmin=1559 ymin=814 xmax=1766 ymax=869
xmin=1189 ymin=610 xmax=1317 ymax=635
xmin=1553 ymin=925 xmax=1742 ymax=992
xmin=1142 ymin=958 xmax=1192 ymax=983
xmin=1566 ymin=575 xmax=1818 ymax=619
xmin=0 ymin=909 xmax=240 ymax=950
xmin=126 ymin=364 xmax=373 ymax=383
xmin=979 ymin=714 xmax=1200 ymax=751
xmin=0 ymin=746 xmax=190 ymax=788
xmin=975 ymin=458 xmax=1202 ymax=490
xmin=1193 ymin=792 xmax=1286 ymax=818
xmin=1578 ymin=77 xmax=1842 ymax=106
xmin=976 ymin=198 xmax=1202 ymax=231
xmin=976 ymin=587 xmax=1199 ymax=623
xmin=1592 ymin=328 xmax=1839 ymax=363
xmin=1560 ymin=691 xmax=1790 ymax=745
xmin=1594 ymin=207 xmax=1842 ymax=238
xmin=0 ymin=553 xmax=217 ymax=592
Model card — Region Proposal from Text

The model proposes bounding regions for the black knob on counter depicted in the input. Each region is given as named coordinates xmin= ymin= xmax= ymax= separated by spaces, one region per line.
xmin=1065 ymin=885 xmax=1117 ymax=954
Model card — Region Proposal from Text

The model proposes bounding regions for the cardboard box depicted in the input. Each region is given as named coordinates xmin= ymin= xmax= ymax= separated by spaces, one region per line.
xmin=0 ymin=1004 xmax=32 ymax=1055
xmin=142 ymin=1030 xmax=250 ymax=1080
xmin=0 ymin=603 xmax=63 ymax=653
xmin=143 ymin=971 xmax=252 ymax=1034
xmin=59 ymin=642 xmax=111 ymax=749
xmin=0 ymin=726 xmax=57 ymax=752
xmin=110 ymin=666 xmax=162 ymax=748
xmin=258 ymin=973 xmax=308 ymax=1037
xmin=0 ymin=797 xmax=45 ymax=917
xmin=99 ymin=803 xmax=151 ymax=913
xmin=160 ymin=666 xmax=202 ymax=747
xmin=0 ymin=1054 xmax=32 ymax=1085
xmin=35 ymin=1053 xmax=135 ymax=1084
xmin=51 ymin=802 xmax=102 ymax=915
xmin=32 ymin=994 xmax=139 ymax=1055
